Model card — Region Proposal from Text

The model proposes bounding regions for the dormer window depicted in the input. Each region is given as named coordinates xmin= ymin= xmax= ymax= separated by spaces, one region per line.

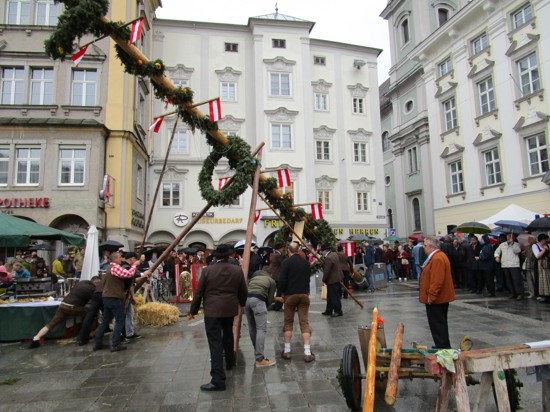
xmin=272 ymin=39 xmax=286 ymax=49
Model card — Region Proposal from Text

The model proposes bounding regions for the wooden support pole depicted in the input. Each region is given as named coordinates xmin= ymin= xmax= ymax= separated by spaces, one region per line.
xmin=363 ymin=307 xmax=379 ymax=412
xmin=77 ymin=16 xmax=143 ymax=49
xmin=385 ymin=322 xmax=404 ymax=406
xmin=233 ymin=144 xmax=264 ymax=353
xmin=138 ymin=117 xmax=179 ymax=251
xmin=257 ymin=192 xmax=364 ymax=309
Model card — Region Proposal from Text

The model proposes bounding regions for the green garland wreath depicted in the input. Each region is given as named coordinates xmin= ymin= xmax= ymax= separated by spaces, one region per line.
xmin=198 ymin=136 xmax=256 ymax=207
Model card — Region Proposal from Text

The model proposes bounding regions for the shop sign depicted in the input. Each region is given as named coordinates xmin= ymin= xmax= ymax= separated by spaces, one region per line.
xmin=131 ymin=209 xmax=145 ymax=229
xmin=0 ymin=197 xmax=50 ymax=208
xmin=332 ymin=228 xmax=380 ymax=236
xmin=199 ymin=217 xmax=243 ymax=224
xmin=174 ymin=213 xmax=189 ymax=227
xmin=192 ymin=212 xmax=214 ymax=218
xmin=263 ymin=219 xmax=284 ymax=228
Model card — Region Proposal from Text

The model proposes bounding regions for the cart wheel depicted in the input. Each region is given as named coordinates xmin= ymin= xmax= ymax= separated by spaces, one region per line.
xmin=492 ymin=369 xmax=522 ymax=412
xmin=342 ymin=344 xmax=362 ymax=411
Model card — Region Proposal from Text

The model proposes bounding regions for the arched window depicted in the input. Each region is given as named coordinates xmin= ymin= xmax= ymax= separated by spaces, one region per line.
xmin=438 ymin=8 xmax=449 ymax=26
xmin=387 ymin=208 xmax=394 ymax=229
xmin=412 ymin=198 xmax=421 ymax=231
xmin=401 ymin=19 xmax=410 ymax=44
xmin=382 ymin=132 xmax=391 ymax=152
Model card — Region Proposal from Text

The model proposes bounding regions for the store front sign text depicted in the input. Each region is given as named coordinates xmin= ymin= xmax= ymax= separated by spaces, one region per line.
xmin=0 ymin=197 xmax=50 ymax=208
xmin=199 ymin=218 xmax=243 ymax=224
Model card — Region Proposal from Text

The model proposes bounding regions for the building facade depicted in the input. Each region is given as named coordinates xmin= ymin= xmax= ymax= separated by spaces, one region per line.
xmin=148 ymin=12 xmax=385 ymax=249
xmin=380 ymin=0 xmax=549 ymax=236
xmin=0 ymin=0 xmax=159 ymax=261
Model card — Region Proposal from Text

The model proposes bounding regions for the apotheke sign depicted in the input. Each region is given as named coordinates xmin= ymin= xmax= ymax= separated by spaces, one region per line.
xmin=0 ymin=197 xmax=50 ymax=208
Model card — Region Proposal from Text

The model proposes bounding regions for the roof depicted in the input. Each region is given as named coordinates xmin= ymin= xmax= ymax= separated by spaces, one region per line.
xmin=0 ymin=117 xmax=104 ymax=127
xmin=251 ymin=12 xmax=312 ymax=22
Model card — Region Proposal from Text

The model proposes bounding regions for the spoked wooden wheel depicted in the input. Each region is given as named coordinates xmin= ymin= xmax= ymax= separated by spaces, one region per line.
xmin=342 ymin=344 xmax=363 ymax=411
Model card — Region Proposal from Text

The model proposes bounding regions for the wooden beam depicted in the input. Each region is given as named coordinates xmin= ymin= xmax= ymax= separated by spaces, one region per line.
xmin=363 ymin=307 xmax=378 ymax=412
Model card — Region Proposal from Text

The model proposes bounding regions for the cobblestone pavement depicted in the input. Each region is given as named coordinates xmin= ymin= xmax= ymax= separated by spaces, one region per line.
xmin=1 ymin=279 xmax=549 ymax=411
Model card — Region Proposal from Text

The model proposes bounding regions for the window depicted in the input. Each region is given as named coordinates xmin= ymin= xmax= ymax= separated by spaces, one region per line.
xmin=0 ymin=147 xmax=9 ymax=185
xmin=136 ymin=164 xmax=143 ymax=201
xmin=382 ymin=132 xmax=391 ymax=152
xmin=16 ymin=147 xmax=40 ymax=185
xmin=438 ymin=8 xmax=449 ymax=26
xmin=71 ymin=69 xmax=97 ymax=106
xmin=314 ymin=93 xmax=328 ymax=111
xmin=171 ymin=131 xmax=188 ymax=154
xmin=7 ymin=0 xmax=30 ymax=24
xmin=412 ymin=198 xmax=421 ymax=231
xmin=30 ymin=68 xmax=53 ymax=105
xmin=512 ymin=3 xmax=533 ymax=29
xmin=36 ymin=0 xmax=58 ymax=25
xmin=353 ymin=143 xmax=367 ymax=163
xmin=162 ymin=182 xmax=180 ymax=207
xmin=518 ymin=53 xmax=540 ymax=96
xmin=316 ymin=141 xmax=330 ymax=161
xmin=317 ymin=190 xmax=331 ymax=211
xmin=404 ymin=100 xmax=414 ymax=113
xmin=443 ymin=97 xmax=457 ymax=131
xmin=270 ymin=73 xmax=290 ymax=96
xmin=471 ymin=33 xmax=488 ymax=55
xmin=438 ymin=57 xmax=452 ymax=78
xmin=449 ymin=160 xmax=463 ymax=194
xmin=1 ymin=67 xmax=25 ymax=104
xmin=401 ymin=19 xmax=410 ymax=45
xmin=59 ymin=148 xmax=85 ymax=185
xmin=220 ymin=82 xmax=237 ymax=101
xmin=407 ymin=147 xmax=418 ymax=173
xmin=271 ymin=124 xmax=292 ymax=149
xmin=526 ymin=134 xmax=548 ymax=176
xmin=478 ymin=77 xmax=495 ymax=114
xmin=173 ymin=79 xmax=188 ymax=88
xmin=314 ymin=56 xmax=326 ymax=66
xmin=224 ymin=43 xmax=238 ymax=52
xmin=272 ymin=39 xmax=286 ymax=48
xmin=384 ymin=175 xmax=391 ymax=186
xmin=352 ymin=97 xmax=364 ymax=114
xmin=356 ymin=192 xmax=369 ymax=212
xmin=483 ymin=148 xmax=501 ymax=186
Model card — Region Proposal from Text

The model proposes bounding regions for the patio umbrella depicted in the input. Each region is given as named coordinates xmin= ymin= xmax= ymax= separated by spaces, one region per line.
xmin=99 ymin=239 xmax=124 ymax=252
xmin=408 ymin=234 xmax=424 ymax=242
xmin=527 ymin=216 xmax=550 ymax=232
xmin=28 ymin=244 xmax=55 ymax=251
xmin=494 ymin=220 xmax=528 ymax=233
xmin=258 ymin=246 xmax=273 ymax=254
xmin=383 ymin=235 xmax=400 ymax=242
xmin=234 ymin=239 xmax=256 ymax=249
xmin=372 ymin=238 xmax=384 ymax=245
xmin=348 ymin=234 xmax=371 ymax=242
xmin=81 ymin=225 xmax=100 ymax=281
xmin=455 ymin=222 xmax=492 ymax=234
xmin=182 ymin=247 xmax=198 ymax=255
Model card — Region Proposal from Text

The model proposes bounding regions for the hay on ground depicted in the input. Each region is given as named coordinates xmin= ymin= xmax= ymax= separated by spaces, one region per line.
xmin=134 ymin=302 xmax=180 ymax=326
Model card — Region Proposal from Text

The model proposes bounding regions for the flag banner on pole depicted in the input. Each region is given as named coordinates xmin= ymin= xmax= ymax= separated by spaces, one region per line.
xmin=148 ymin=116 xmax=164 ymax=133
xmin=344 ymin=242 xmax=355 ymax=257
xmin=71 ymin=46 xmax=88 ymax=67
xmin=311 ymin=203 xmax=323 ymax=220
xmin=218 ymin=178 xmax=229 ymax=190
xmin=208 ymin=98 xmax=221 ymax=122
xmin=129 ymin=18 xmax=144 ymax=44
xmin=277 ymin=169 xmax=291 ymax=187
xmin=254 ymin=210 xmax=261 ymax=223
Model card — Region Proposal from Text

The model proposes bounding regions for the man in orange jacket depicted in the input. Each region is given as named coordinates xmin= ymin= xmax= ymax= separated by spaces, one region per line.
xmin=419 ymin=236 xmax=456 ymax=349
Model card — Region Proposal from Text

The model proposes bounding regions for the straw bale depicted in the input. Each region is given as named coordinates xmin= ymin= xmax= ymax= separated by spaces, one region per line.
xmin=135 ymin=302 xmax=180 ymax=326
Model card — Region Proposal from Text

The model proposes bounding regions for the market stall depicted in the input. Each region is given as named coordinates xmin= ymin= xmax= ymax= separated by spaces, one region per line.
xmin=0 ymin=300 xmax=67 ymax=341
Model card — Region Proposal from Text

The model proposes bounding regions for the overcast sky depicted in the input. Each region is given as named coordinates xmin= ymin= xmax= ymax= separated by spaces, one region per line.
xmin=155 ymin=0 xmax=391 ymax=84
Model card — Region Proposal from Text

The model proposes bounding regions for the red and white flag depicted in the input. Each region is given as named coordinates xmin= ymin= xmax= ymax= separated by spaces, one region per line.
xmin=218 ymin=178 xmax=229 ymax=190
xmin=148 ymin=116 xmax=164 ymax=133
xmin=277 ymin=169 xmax=291 ymax=187
xmin=311 ymin=203 xmax=323 ymax=220
xmin=129 ymin=18 xmax=144 ymax=44
xmin=208 ymin=98 xmax=221 ymax=122
xmin=254 ymin=210 xmax=261 ymax=223
xmin=344 ymin=242 xmax=355 ymax=257
xmin=71 ymin=46 xmax=88 ymax=67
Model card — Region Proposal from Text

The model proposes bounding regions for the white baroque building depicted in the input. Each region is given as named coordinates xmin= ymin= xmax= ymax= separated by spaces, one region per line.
xmin=147 ymin=12 xmax=385 ymax=249
xmin=381 ymin=0 xmax=549 ymax=236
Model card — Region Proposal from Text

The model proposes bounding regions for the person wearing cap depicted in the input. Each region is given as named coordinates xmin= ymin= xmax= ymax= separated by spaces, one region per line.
xmin=73 ymin=248 xmax=85 ymax=279
xmin=494 ymin=233 xmax=523 ymax=300
xmin=94 ymin=252 xmax=151 ymax=352
xmin=0 ymin=265 xmax=14 ymax=290
xmin=52 ymin=254 xmax=66 ymax=279
xmin=337 ymin=246 xmax=351 ymax=298
xmin=121 ymin=252 xmax=149 ymax=341
xmin=320 ymin=243 xmax=344 ymax=317
xmin=245 ymin=269 xmax=277 ymax=367
xmin=267 ymin=241 xmax=286 ymax=311
xmin=248 ymin=245 xmax=262 ymax=275
xmin=29 ymin=275 xmax=103 ymax=348
xmin=190 ymin=244 xmax=248 ymax=391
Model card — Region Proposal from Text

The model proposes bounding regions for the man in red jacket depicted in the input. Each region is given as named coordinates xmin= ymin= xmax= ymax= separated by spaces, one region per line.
xmin=419 ymin=236 xmax=456 ymax=349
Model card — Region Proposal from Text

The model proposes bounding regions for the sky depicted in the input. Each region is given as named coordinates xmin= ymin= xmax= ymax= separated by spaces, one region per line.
xmin=155 ymin=0 xmax=391 ymax=84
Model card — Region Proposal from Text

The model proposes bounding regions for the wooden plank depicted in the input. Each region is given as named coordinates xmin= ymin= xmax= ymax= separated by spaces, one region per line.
xmin=385 ymin=322 xmax=404 ymax=406
xmin=473 ymin=372 xmax=493 ymax=412
xmin=435 ymin=371 xmax=452 ymax=412
xmin=462 ymin=348 xmax=550 ymax=373
xmin=543 ymin=379 xmax=550 ymax=412
xmin=493 ymin=359 xmax=511 ymax=412
xmin=291 ymin=220 xmax=305 ymax=242
xmin=363 ymin=308 xmax=378 ymax=412
xmin=453 ymin=360 xmax=471 ymax=412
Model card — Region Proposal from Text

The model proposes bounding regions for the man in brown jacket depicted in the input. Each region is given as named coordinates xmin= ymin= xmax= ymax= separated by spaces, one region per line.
xmin=190 ymin=244 xmax=248 ymax=391
xmin=268 ymin=241 xmax=286 ymax=311
xmin=337 ymin=245 xmax=351 ymax=299
xmin=419 ymin=236 xmax=456 ymax=349
xmin=321 ymin=244 xmax=344 ymax=317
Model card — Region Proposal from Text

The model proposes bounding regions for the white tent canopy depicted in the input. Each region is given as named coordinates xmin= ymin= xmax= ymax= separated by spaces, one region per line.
xmin=479 ymin=204 xmax=538 ymax=228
